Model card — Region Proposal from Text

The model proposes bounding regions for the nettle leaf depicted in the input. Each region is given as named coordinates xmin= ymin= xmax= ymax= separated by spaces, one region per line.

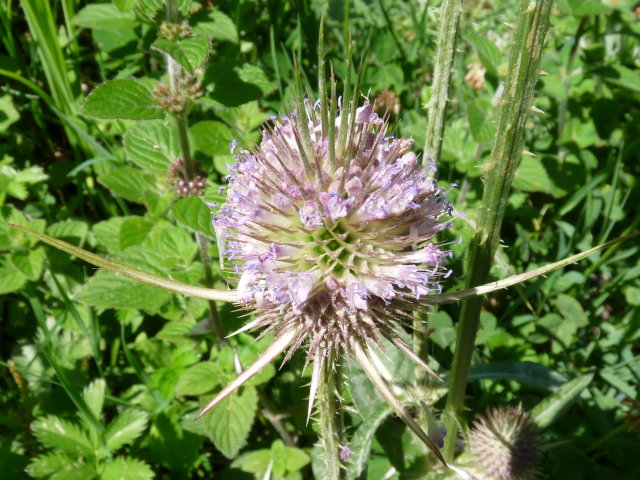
xmin=98 ymin=167 xmax=156 ymax=204
xmin=513 ymin=156 xmax=552 ymax=193
xmin=72 ymin=3 xmax=135 ymax=30
xmin=467 ymin=100 xmax=496 ymax=143
xmin=75 ymin=247 xmax=174 ymax=310
xmin=82 ymin=379 xmax=106 ymax=420
xmin=173 ymin=196 xmax=215 ymax=237
xmin=204 ymin=61 xmax=277 ymax=107
xmin=93 ymin=217 xmax=128 ymax=252
xmin=101 ymin=456 xmax=153 ymax=480
xmin=119 ymin=216 xmax=154 ymax=250
xmin=192 ymin=9 xmax=238 ymax=43
xmin=105 ymin=410 xmax=149 ymax=453
xmin=466 ymin=32 xmax=502 ymax=75
xmin=152 ymin=37 xmax=209 ymax=74
xmin=27 ymin=453 xmax=96 ymax=480
xmin=82 ymin=80 xmax=164 ymax=120
xmin=175 ymin=362 xmax=221 ymax=396
xmin=0 ymin=257 xmax=26 ymax=294
xmin=11 ymin=246 xmax=44 ymax=281
xmin=124 ymin=120 xmax=180 ymax=172
xmin=138 ymin=0 xmax=163 ymax=18
xmin=31 ymin=415 xmax=94 ymax=457
xmin=191 ymin=120 xmax=234 ymax=156
xmin=203 ymin=386 xmax=258 ymax=458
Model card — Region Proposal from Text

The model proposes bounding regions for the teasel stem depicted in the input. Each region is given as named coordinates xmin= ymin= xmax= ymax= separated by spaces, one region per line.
xmin=443 ymin=0 xmax=554 ymax=462
xmin=423 ymin=0 xmax=462 ymax=172
xmin=317 ymin=359 xmax=346 ymax=480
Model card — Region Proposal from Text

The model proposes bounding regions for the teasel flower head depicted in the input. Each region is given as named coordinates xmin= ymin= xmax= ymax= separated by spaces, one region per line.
xmin=468 ymin=405 xmax=541 ymax=480
xmin=197 ymin=66 xmax=454 ymax=463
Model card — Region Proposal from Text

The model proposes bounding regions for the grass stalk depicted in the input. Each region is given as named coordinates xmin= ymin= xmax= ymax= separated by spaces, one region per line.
xmin=442 ymin=0 xmax=554 ymax=462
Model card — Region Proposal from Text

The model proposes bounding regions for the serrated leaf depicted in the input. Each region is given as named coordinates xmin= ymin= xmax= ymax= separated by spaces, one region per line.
xmin=175 ymin=362 xmax=220 ymax=396
xmin=72 ymin=4 xmax=135 ymax=30
xmin=152 ymin=37 xmax=209 ymax=74
xmin=76 ymin=268 xmax=173 ymax=310
xmin=513 ymin=156 xmax=552 ymax=193
xmin=105 ymin=410 xmax=149 ymax=452
xmin=82 ymin=80 xmax=164 ymax=120
xmin=531 ymin=373 xmax=594 ymax=429
xmin=98 ymin=167 xmax=154 ymax=203
xmin=11 ymin=246 xmax=44 ymax=280
xmin=172 ymin=197 xmax=215 ymax=237
xmin=467 ymin=101 xmax=495 ymax=143
xmin=119 ymin=217 xmax=154 ymax=250
xmin=191 ymin=120 xmax=234 ymax=156
xmin=204 ymin=386 xmax=258 ymax=458
xmin=113 ymin=0 xmax=135 ymax=12
xmin=93 ymin=217 xmax=128 ymax=252
xmin=467 ymin=32 xmax=502 ymax=75
xmin=31 ymin=415 xmax=94 ymax=457
xmin=100 ymin=456 xmax=153 ymax=480
xmin=27 ymin=453 xmax=96 ymax=480
xmin=82 ymin=379 xmax=106 ymax=420
xmin=0 ymin=258 xmax=27 ymax=294
xmin=47 ymin=220 xmax=89 ymax=246
xmin=124 ymin=120 xmax=180 ymax=172
xmin=138 ymin=0 xmax=163 ymax=18
xmin=192 ymin=9 xmax=238 ymax=43
xmin=204 ymin=61 xmax=277 ymax=107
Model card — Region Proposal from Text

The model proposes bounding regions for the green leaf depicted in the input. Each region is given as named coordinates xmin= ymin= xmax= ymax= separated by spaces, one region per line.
xmin=97 ymin=167 xmax=154 ymax=203
xmin=31 ymin=416 xmax=94 ymax=457
xmin=553 ymin=293 xmax=588 ymax=327
xmin=513 ymin=156 xmax=553 ymax=193
xmin=467 ymin=32 xmax=502 ymax=75
xmin=138 ymin=0 xmax=163 ymax=18
xmin=105 ymin=410 xmax=149 ymax=452
xmin=27 ymin=453 xmax=96 ymax=480
xmin=204 ymin=386 xmax=258 ymax=458
xmin=100 ymin=457 xmax=153 ymax=480
xmin=47 ymin=220 xmax=89 ymax=246
xmin=72 ymin=4 xmax=135 ymax=30
xmin=204 ymin=61 xmax=277 ymax=107
xmin=113 ymin=0 xmax=135 ymax=12
xmin=469 ymin=362 xmax=567 ymax=391
xmin=82 ymin=80 xmax=164 ymax=120
xmin=175 ymin=362 xmax=220 ymax=396
xmin=11 ymin=246 xmax=44 ymax=281
xmin=76 ymin=249 xmax=174 ymax=310
xmin=531 ymin=373 xmax=594 ymax=429
xmin=599 ymin=65 xmax=640 ymax=94
xmin=152 ymin=37 xmax=209 ymax=74
xmin=348 ymin=403 xmax=393 ymax=477
xmin=0 ymin=258 xmax=26 ymax=294
xmin=192 ymin=9 xmax=238 ymax=43
xmin=467 ymin=100 xmax=495 ymax=143
xmin=568 ymin=0 xmax=611 ymax=15
xmin=82 ymin=379 xmax=106 ymax=420
xmin=124 ymin=120 xmax=181 ymax=172
xmin=119 ymin=217 xmax=154 ymax=250
xmin=191 ymin=120 xmax=234 ymax=156
xmin=172 ymin=197 xmax=215 ymax=237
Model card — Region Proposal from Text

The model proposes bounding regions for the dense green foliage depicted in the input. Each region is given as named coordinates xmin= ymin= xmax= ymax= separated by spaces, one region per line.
xmin=1 ymin=0 xmax=639 ymax=478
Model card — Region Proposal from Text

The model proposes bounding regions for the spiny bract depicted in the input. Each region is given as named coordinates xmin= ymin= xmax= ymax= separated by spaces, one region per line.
xmin=198 ymin=94 xmax=454 ymax=439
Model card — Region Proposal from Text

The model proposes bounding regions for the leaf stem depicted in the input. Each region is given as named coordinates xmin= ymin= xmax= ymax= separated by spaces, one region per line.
xmin=442 ymin=0 xmax=554 ymax=462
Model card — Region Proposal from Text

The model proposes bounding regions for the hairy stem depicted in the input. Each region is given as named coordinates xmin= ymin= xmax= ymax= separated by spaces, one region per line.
xmin=443 ymin=0 xmax=554 ymax=462
xmin=318 ymin=362 xmax=346 ymax=480
xmin=423 ymin=0 xmax=462 ymax=171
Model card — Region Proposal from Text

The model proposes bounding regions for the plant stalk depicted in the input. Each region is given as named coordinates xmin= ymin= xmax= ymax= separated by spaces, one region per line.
xmin=423 ymin=0 xmax=462 ymax=171
xmin=442 ymin=0 xmax=554 ymax=462
xmin=318 ymin=361 xmax=346 ymax=480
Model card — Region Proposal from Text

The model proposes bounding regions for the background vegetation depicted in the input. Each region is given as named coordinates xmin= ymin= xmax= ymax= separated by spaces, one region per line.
xmin=1 ymin=0 xmax=639 ymax=478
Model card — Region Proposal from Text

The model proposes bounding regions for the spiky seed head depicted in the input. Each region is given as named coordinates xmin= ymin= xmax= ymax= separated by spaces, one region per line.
xmin=468 ymin=405 xmax=540 ymax=480
xmin=214 ymin=96 xmax=453 ymax=369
